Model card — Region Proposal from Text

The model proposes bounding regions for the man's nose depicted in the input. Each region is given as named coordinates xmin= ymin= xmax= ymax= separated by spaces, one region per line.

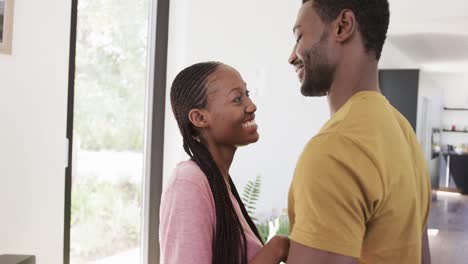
xmin=289 ymin=47 xmax=298 ymax=65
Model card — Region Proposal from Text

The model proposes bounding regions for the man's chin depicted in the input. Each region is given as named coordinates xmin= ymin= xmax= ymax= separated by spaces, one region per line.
xmin=300 ymin=84 xmax=327 ymax=97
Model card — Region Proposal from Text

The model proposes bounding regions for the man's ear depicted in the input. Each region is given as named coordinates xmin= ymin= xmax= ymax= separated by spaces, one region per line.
xmin=188 ymin=108 xmax=209 ymax=129
xmin=334 ymin=9 xmax=356 ymax=43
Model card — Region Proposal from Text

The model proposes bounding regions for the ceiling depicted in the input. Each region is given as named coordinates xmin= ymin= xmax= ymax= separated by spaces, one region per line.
xmin=386 ymin=0 xmax=468 ymax=72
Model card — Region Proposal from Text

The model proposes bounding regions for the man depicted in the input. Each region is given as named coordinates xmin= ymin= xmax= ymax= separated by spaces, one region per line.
xmin=287 ymin=1 xmax=432 ymax=263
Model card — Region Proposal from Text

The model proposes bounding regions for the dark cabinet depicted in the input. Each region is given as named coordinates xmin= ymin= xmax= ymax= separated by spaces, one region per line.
xmin=379 ymin=69 xmax=420 ymax=132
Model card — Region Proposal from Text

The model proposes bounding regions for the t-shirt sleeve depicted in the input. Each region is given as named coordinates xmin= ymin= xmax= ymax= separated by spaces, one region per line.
xmin=159 ymin=173 xmax=215 ymax=264
xmin=289 ymin=133 xmax=382 ymax=258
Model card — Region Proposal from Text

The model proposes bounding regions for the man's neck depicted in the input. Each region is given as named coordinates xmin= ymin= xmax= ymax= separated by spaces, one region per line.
xmin=327 ymin=57 xmax=381 ymax=115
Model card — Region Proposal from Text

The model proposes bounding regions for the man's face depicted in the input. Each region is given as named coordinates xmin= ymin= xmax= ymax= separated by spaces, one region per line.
xmin=289 ymin=1 xmax=337 ymax=97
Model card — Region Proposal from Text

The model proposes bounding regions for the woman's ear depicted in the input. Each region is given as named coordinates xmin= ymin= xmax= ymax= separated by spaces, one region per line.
xmin=188 ymin=109 xmax=209 ymax=129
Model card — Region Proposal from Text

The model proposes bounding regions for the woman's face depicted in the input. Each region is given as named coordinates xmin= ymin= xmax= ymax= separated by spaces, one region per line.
xmin=199 ymin=65 xmax=259 ymax=147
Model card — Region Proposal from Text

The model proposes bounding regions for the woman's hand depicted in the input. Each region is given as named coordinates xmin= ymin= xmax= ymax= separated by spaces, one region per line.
xmin=251 ymin=235 xmax=290 ymax=263
xmin=267 ymin=235 xmax=290 ymax=262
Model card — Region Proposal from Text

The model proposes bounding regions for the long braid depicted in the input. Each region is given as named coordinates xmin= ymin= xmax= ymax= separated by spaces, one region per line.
xmin=229 ymin=178 xmax=264 ymax=244
xmin=170 ymin=62 xmax=262 ymax=264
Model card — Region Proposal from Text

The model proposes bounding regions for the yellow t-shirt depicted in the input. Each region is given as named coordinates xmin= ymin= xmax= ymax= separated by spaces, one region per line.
xmin=288 ymin=91 xmax=431 ymax=263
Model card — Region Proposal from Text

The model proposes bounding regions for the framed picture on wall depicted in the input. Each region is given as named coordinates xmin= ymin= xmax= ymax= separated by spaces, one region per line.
xmin=0 ymin=0 xmax=14 ymax=54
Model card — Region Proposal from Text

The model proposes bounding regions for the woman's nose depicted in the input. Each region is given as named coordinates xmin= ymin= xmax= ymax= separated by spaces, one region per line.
xmin=246 ymin=97 xmax=257 ymax=113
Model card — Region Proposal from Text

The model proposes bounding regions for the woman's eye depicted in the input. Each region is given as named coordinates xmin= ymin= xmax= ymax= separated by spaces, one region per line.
xmin=234 ymin=96 xmax=242 ymax=103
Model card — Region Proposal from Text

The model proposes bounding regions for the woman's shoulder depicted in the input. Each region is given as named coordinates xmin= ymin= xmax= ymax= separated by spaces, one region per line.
xmin=173 ymin=160 xmax=206 ymax=183
xmin=164 ymin=160 xmax=211 ymax=196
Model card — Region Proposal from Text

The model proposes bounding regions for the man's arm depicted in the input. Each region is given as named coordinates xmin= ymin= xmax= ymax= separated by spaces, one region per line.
xmin=288 ymin=228 xmax=432 ymax=264
xmin=287 ymin=134 xmax=376 ymax=264
xmin=287 ymin=241 xmax=358 ymax=264
xmin=422 ymin=227 xmax=431 ymax=264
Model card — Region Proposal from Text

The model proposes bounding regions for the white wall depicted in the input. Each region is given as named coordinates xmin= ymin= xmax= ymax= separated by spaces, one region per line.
xmin=162 ymin=0 xmax=189 ymax=188
xmin=0 ymin=1 xmax=71 ymax=263
xmin=379 ymin=42 xmax=419 ymax=69
xmin=388 ymin=0 xmax=468 ymax=35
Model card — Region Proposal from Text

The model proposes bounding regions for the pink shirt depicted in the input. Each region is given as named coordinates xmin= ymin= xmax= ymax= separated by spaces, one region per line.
xmin=159 ymin=160 xmax=263 ymax=264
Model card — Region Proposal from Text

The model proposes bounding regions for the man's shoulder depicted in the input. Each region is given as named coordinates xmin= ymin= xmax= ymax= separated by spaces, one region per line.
xmin=299 ymin=132 xmax=365 ymax=165
xmin=320 ymin=92 xmax=390 ymax=135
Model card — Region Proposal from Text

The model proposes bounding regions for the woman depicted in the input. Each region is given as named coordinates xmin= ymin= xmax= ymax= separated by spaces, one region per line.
xmin=159 ymin=62 xmax=289 ymax=264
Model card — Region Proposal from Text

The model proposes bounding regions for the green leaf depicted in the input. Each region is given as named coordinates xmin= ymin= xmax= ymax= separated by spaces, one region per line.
xmin=241 ymin=175 xmax=262 ymax=223
xmin=255 ymin=221 xmax=270 ymax=244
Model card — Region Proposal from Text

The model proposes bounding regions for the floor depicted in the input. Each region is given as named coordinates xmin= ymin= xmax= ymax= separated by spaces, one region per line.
xmin=428 ymin=192 xmax=468 ymax=264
